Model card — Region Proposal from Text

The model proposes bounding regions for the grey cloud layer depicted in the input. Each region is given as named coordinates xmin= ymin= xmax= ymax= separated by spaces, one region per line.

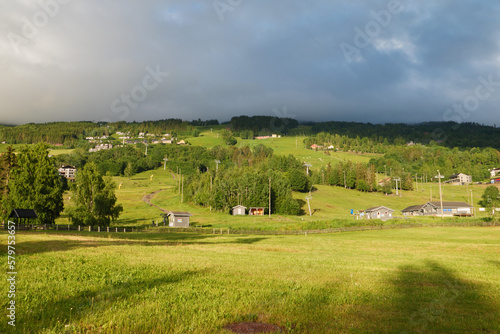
xmin=1 ymin=0 xmax=499 ymax=125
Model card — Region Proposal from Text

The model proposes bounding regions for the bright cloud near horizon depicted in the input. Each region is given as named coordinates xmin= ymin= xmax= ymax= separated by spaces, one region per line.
xmin=1 ymin=0 xmax=500 ymax=126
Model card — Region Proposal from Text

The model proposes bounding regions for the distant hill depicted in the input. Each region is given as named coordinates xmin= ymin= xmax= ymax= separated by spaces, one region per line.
xmin=1 ymin=117 xmax=499 ymax=149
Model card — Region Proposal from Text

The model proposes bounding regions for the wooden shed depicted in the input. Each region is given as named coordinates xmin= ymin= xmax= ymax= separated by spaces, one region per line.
xmin=248 ymin=207 xmax=265 ymax=216
xmin=9 ymin=209 xmax=39 ymax=228
xmin=364 ymin=206 xmax=394 ymax=221
xmin=166 ymin=211 xmax=192 ymax=228
xmin=232 ymin=205 xmax=247 ymax=216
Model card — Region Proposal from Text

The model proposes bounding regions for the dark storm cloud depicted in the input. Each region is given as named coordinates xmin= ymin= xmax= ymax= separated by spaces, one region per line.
xmin=1 ymin=0 xmax=499 ymax=125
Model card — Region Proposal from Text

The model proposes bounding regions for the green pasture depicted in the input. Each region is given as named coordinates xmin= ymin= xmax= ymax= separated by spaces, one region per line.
xmin=57 ymin=167 xmax=494 ymax=230
xmin=185 ymin=131 xmax=378 ymax=170
xmin=2 ymin=227 xmax=499 ymax=333
xmin=0 ymin=144 xmax=30 ymax=153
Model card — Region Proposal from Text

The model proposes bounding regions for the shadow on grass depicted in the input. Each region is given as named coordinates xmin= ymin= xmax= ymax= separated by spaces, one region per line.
xmin=18 ymin=269 xmax=204 ymax=332
xmin=365 ymin=260 xmax=500 ymax=333
xmin=242 ymin=260 xmax=500 ymax=333
xmin=488 ymin=260 xmax=500 ymax=269
xmin=231 ymin=237 xmax=267 ymax=244
xmin=16 ymin=232 xmax=268 ymax=255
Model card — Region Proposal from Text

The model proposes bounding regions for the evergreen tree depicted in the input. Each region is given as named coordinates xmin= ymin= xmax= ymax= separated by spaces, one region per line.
xmin=68 ymin=162 xmax=123 ymax=226
xmin=7 ymin=143 xmax=64 ymax=224
xmin=480 ymin=185 xmax=500 ymax=217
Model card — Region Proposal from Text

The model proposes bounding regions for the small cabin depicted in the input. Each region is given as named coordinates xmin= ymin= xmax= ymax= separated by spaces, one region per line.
xmin=364 ymin=206 xmax=394 ymax=221
xmin=248 ymin=207 xmax=265 ymax=216
xmin=166 ymin=211 xmax=192 ymax=228
xmin=232 ymin=205 xmax=247 ymax=216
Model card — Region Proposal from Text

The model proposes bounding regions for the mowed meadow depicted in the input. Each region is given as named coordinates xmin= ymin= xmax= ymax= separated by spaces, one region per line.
xmin=4 ymin=130 xmax=500 ymax=333
xmin=1 ymin=227 xmax=499 ymax=333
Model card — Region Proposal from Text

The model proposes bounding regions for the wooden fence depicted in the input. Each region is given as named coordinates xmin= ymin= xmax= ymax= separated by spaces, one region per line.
xmin=3 ymin=221 xmax=497 ymax=236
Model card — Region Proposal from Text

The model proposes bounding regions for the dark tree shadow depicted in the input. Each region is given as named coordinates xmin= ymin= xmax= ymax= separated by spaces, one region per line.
xmin=16 ymin=269 xmax=204 ymax=332
xmin=296 ymin=199 xmax=307 ymax=216
xmin=14 ymin=232 xmax=269 ymax=255
xmin=233 ymin=260 xmax=500 ymax=333
xmin=362 ymin=260 xmax=500 ymax=333
xmin=231 ymin=237 xmax=267 ymax=244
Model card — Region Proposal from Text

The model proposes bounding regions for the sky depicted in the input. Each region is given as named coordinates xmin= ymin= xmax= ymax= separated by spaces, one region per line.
xmin=1 ymin=0 xmax=500 ymax=126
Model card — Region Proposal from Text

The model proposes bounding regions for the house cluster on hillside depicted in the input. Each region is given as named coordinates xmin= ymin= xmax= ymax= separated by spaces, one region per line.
xmin=310 ymin=144 xmax=335 ymax=150
xmin=89 ymin=143 xmax=113 ymax=152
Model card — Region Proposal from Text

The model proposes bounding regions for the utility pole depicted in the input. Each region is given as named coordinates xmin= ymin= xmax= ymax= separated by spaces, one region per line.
xmin=437 ymin=170 xmax=444 ymax=219
xmin=305 ymin=194 xmax=312 ymax=216
xmin=181 ymin=175 xmax=184 ymax=204
xmin=268 ymin=178 xmax=271 ymax=217
xmin=145 ymin=143 xmax=148 ymax=156
xmin=210 ymin=175 xmax=213 ymax=192
xmin=415 ymin=174 xmax=418 ymax=192
xmin=215 ymin=160 xmax=220 ymax=171
xmin=384 ymin=165 xmax=387 ymax=177
xmin=304 ymin=163 xmax=312 ymax=175
xmin=344 ymin=171 xmax=347 ymax=188
xmin=178 ymin=169 xmax=181 ymax=195
xmin=163 ymin=157 xmax=168 ymax=170
xmin=471 ymin=189 xmax=475 ymax=217
xmin=394 ymin=178 xmax=401 ymax=196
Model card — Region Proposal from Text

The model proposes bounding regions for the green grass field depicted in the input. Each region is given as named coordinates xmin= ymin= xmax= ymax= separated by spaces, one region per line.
xmin=55 ymin=166 xmax=493 ymax=230
xmin=185 ymin=131 xmax=378 ymax=170
xmin=2 ymin=227 xmax=499 ymax=333
xmin=0 ymin=143 xmax=74 ymax=156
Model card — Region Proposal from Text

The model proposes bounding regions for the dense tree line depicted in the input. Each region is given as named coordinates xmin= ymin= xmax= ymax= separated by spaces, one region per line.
xmin=3 ymin=118 xmax=500 ymax=149
xmin=184 ymin=153 xmax=309 ymax=215
xmin=309 ymin=121 xmax=500 ymax=149
xmin=369 ymin=145 xmax=500 ymax=182
xmin=0 ymin=122 xmax=105 ymax=146
xmin=190 ymin=119 xmax=219 ymax=126
xmin=0 ymin=119 xmax=196 ymax=146
xmin=111 ymin=119 xmax=194 ymax=136
xmin=304 ymin=132 xmax=395 ymax=154
xmin=229 ymin=116 xmax=299 ymax=135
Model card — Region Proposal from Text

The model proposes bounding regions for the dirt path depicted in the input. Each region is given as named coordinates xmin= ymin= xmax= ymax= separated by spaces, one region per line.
xmin=142 ymin=190 xmax=169 ymax=213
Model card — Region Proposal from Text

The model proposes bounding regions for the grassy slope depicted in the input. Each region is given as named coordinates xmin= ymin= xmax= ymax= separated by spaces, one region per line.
xmin=2 ymin=227 xmax=499 ymax=333
xmin=186 ymin=131 xmax=378 ymax=168
xmin=58 ymin=165 xmax=492 ymax=229
xmin=55 ymin=129 xmax=494 ymax=228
